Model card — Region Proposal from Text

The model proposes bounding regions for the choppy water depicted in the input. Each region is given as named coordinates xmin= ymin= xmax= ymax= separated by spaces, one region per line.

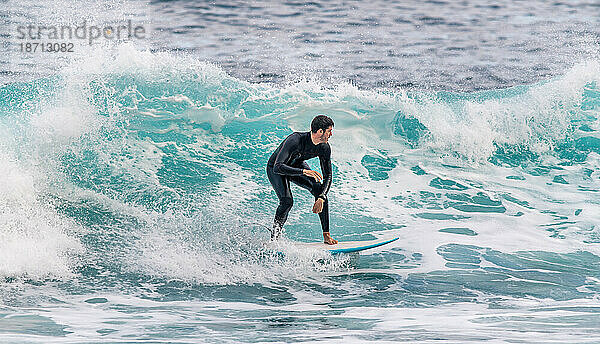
xmin=1 ymin=1 xmax=600 ymax=343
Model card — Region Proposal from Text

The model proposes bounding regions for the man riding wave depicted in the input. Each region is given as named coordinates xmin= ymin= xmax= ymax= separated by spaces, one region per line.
xmin=266 ymin=115 xmax=338 ymax=245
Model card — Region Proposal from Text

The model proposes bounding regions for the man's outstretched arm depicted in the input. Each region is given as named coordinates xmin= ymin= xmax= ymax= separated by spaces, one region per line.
xmin=317 ymin=144 xmax=332 ymax=200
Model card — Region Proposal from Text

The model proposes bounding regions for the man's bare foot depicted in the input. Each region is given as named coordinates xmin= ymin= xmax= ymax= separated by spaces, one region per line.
xmin=323 ymin=232 xmax=338 ymax=245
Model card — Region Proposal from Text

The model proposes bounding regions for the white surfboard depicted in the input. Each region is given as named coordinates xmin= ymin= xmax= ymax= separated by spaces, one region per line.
xmin=290 ymin=237 xmax=399 ymax=254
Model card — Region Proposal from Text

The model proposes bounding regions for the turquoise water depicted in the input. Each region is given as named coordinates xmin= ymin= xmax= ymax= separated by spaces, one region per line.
xmin=1 ymin=46 xmax=599 ymax=342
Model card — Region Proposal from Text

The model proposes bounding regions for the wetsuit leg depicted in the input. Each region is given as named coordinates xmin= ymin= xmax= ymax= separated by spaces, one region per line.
xmin=288 ymin=162 xmax=330 ymax=233
xmin=266 ymin=166 xmax=293 ymax=238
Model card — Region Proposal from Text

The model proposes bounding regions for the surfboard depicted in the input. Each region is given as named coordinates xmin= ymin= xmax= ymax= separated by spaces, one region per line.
xmin=291 ymin=237 xmax=399 ymax=254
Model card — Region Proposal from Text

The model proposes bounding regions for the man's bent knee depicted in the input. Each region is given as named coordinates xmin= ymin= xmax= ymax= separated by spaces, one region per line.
xmin=279 ymin=197 xmax=293 ymax=210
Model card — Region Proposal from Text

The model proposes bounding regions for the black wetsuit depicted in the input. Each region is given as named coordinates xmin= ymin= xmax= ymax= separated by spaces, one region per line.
xmin=267 ymin=131 xmax=332 ymax=235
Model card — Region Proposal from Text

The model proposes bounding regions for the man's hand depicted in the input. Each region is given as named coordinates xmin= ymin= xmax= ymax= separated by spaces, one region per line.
xmin=312 ymin=198 xmax=324 ymax=213
xmin=323 ymin=232 xmax=338 ymax=245
xmin=303 ymin=169 xmax=322 ymax=183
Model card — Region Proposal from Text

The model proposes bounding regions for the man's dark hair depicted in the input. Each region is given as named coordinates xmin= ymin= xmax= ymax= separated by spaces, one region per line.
xmin=311 ymin=115 xmax=334 ymax=133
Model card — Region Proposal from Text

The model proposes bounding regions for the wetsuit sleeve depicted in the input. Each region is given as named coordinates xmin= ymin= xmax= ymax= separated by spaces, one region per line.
xmin=273 ymin=134 xmax=304 ymax=176
xmin=318 ymin=144 xmax=332 ymax=200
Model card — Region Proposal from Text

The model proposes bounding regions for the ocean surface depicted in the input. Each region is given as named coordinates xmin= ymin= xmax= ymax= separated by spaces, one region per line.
xmin=1 ymin=0 xmax=600 ymax=343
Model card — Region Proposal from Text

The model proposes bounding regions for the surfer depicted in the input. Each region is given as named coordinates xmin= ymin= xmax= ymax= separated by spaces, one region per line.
xmin=267 ymin=115 xmax=338 ymax=245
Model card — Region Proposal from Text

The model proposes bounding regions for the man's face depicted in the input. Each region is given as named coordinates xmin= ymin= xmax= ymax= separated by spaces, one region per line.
xmin=319 ymin=126 xmax=333 ymax=143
